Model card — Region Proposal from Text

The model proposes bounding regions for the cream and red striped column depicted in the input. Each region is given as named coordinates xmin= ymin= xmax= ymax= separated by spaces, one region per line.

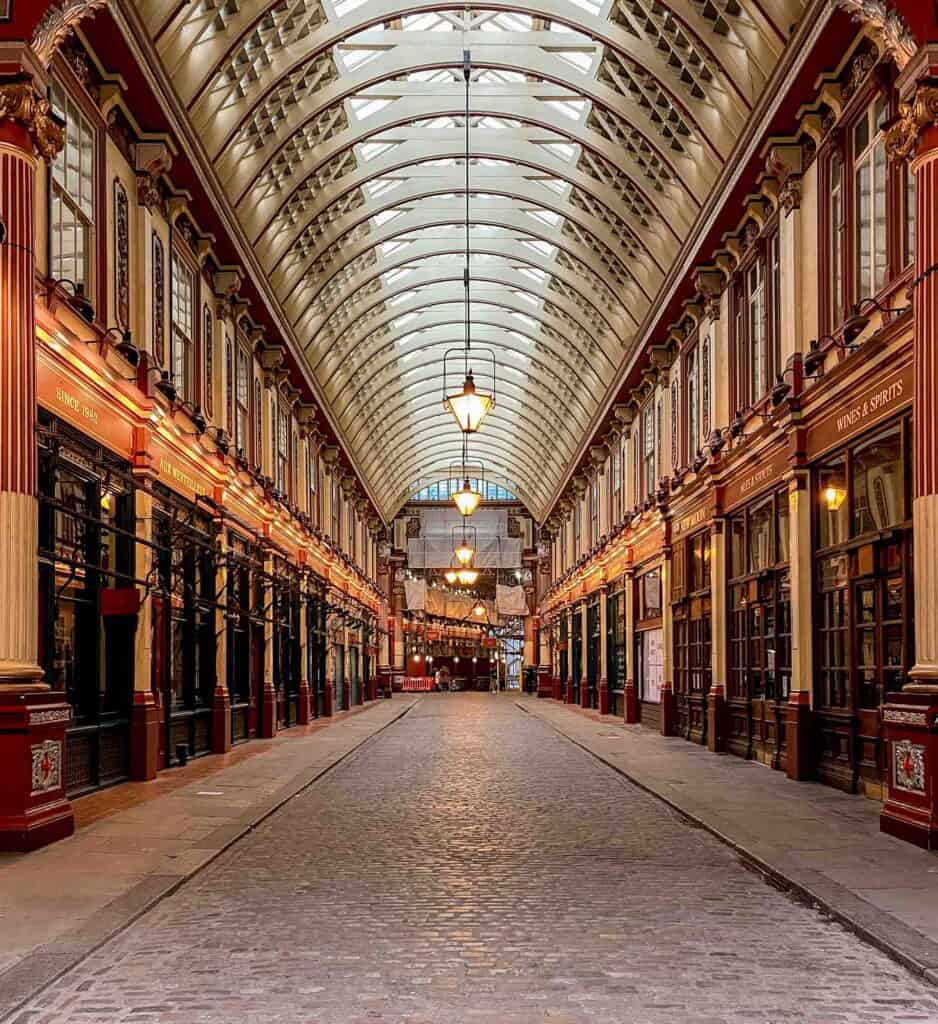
xmin=885 ymin=61 xmax=938 ymax=686
xmin=0 ymin=74 xmax=74 ymax=851
xmin=0 ymin=80 xmax=62 ymax=688
xmin=881 ymin=54 xmax=938 ymax=849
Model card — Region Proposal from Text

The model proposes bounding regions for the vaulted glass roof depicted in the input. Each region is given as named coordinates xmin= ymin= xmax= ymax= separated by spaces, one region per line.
xmin=142 ymin=0 xmax=802 ymax=519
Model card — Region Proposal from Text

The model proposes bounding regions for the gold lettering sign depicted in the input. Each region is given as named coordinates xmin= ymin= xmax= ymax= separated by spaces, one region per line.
xmin=54 ymin=386 xmax=100 ymax=426
xmin=672 ymin=503 xmax=710 ymax=539
xmin=808 ymin=363 xmax=913 ymax=459
xmin=158 ymin=457 xmax=206 ymax=497
xmin=724 ymin=450 xmax=789 ymax=511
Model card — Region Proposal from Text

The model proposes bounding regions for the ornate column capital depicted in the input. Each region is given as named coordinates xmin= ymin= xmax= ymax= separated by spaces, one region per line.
xmin=0 ymin=77 xmax=64 ymax=161
xmin=886 ymin=79 xmax=938 ymax=163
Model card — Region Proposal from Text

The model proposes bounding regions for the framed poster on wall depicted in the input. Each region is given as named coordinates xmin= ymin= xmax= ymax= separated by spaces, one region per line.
xmin=641 ymin=628 xmax=663 ymax=703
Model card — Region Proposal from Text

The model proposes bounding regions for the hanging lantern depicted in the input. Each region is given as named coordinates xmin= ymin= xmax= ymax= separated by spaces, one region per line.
xmin=454 ymin=542 xmax=475 ymax=566
xmin=457 ymin=567 xmax=479 ymax=586
xmin=453 ymin=477 xmax=482 ymax=516
xmin=444 ymin=370 xmax=494 ymax=434
xmin=444 ymin=568 xmax=458 ymax=585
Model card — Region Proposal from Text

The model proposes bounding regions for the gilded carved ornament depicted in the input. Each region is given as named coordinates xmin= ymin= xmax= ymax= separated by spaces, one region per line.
xmin=885 ymin=82 xmax=938 ymax=162
xmin=831 ymin=0 xmax=917 ymax=72
xmin=0 ymin=79 xmax=64 ymax=160
xmin=30 ymin=0 xmax=108 ymax=67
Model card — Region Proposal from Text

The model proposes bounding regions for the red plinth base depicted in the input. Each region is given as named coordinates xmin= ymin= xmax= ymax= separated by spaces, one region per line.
xmin=785 ymin=691 xmax=813 ymax=780
xmin=624 ymin=680 xmax=638 ymax=723
xmin=707 ymin=684 xmax=726 ymax=753
xmin=324 ymin=683 xmax=334 ymax=717
xmin=130 ymin=690 xmax=160 ymax=781
xmin=564 ymin=681 xmax=574 ymax=704
xmin=598 ymin=679 xmax=610 ymax=715
xmin=343 ymin=681 xmax=351 ymax=711
xmin=259 ymin=683 xmax=277 ymax=738
xmin=356 ymin=680 xmax=364 ymax=706
xmin=552 ymin=676 xmax=561 ymax=701
xmin=580 ymin=679 xmax=590 ymax=709
xmin=0 ymin=690 xmax=75 ymax=852
xmin=660 ymin=683 xmax=676 ymax=736
xmin=212 ymin=684 xmax=231 ymax=754
xmin=367 ymin=675 xmax=377 ymax=702
xmin=376 ymin=667 xmax=391 ymax=699
xmin=297 ymin=681 xmax=311 ymax=725
xmin=536 ymin=666 xmax=552 ymax=699
xmin=880 ymin=692 xmax=938 ymax=849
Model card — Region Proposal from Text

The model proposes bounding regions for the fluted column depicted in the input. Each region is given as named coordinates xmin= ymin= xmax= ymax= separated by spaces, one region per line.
xmin=881 ymin=50 xmax=938 ymax=848
xmin=0 ymin=71 xmax=73 ymax=850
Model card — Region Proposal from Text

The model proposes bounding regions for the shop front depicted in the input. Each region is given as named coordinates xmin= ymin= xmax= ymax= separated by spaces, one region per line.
xmin=152 ymin=481 xmax=217 ymax=766
xmin=585 ymin=596 xmax=600 ymax=709
xmin=37 ymin=411 xmax=139 ymax=795
xmin=225 ymin=531 xmax=264 ymax=743
xmin=724 ymin=453 xmax=792 ymax=769
xmin=570 ymin=605 xmax=582 ymax=706
xmin=671 ymin=518 xmax=712 ymax=745
xmin=273 ymin=557 xmax=302 ymax=728
xmin=808 ymin=367 xmax=912 ymax=796
xmin=306 ymin=582 xmax=328 ymax=717
xmin=606 ymin=579 xmax=627 ymax=718
xmin=558 ymin=615 xmax=568 ymax=702
xmin=634 ymin=563 xmax=664 ymax=731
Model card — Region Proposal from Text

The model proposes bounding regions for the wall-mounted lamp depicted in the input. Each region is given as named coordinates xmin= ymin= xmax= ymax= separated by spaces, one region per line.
xmin=48 ymin=279 xmax=95 ymax=323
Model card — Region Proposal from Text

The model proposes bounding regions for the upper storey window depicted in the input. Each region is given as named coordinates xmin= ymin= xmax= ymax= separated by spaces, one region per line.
xmin=731 ymin=224 xmax=780 ymax=412
xmin=171 ymin=250 xmax=196 ymax=401
xmin=825 ymin=81 xmax=912 ymax=333
xmin=853 ymin=96 xmax=888 ymax=300
xmin=50 ymin=82 xmax=95 ymax=297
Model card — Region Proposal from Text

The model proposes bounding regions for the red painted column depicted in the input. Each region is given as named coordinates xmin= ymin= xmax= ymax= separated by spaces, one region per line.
xmin=0 ymin=72 xmax=74 ymax=850
xmin=881 ymin=53 xmax=938 ymax=848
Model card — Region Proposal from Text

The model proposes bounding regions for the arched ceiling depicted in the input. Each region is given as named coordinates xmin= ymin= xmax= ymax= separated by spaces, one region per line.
xmin=139 ymin=0 xmax=803 ymax=520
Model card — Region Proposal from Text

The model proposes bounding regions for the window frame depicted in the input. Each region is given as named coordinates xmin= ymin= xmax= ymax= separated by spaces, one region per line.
xmin=170 ymin=243 xmax=199 ymax=403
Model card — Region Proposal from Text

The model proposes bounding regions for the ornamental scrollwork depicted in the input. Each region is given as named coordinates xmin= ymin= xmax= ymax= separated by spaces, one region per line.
xmin=885 ymin=84 xmax=938 ymax=162
xmin=831 ymin=0 xmax=917 ymax=72
xmin=0 ymin=80 xmax=65 ymax=161
xmin=31 ymin=0 xmax=108 ymax=67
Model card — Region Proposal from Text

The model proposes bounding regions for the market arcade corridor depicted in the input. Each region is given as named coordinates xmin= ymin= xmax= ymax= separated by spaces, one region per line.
xmin=13 ymin=695 xmax=937 ymax=1024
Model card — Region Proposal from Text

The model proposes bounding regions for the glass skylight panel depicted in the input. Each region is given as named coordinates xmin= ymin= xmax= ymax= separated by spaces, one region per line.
xmin=553 ymin=49 xmax=595 ymax=73
xmin=359 ymin=142 xmax=396 ymax=161
xmin=372 ymin=210 xmax=404 ymax=227
xmin=527 ymin=208 xmax=562 ymax=227
xmin=547 ymin=99 xmax=587 ymax=120
xmin=349 ymin=97 xmax=392 ymax=119
xmin=514 ymin=291 xmax=539 ymax=306
xmin=521 ymin=239 xmax=557 ymax=258
xmin=512 ymin=312 xmax=538 ymax=328
xmin=332 ymin=0 xmax=368 ymax=14
xmin=402 ymin=12 xmax=454 ymax=30
xmin=338 ymin=47 xmax=383 ymax=72
xmin=392 ymin=313 xmax=418 ymax=328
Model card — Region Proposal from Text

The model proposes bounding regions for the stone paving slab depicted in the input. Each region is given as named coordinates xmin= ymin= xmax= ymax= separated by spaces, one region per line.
xmin=517 ymin=696 xmax=938 ymax=984
xmin=0 ymin=698 xmax=419 ymax=1021
xmin=9 ymin=693 xmax=938 ymax=1024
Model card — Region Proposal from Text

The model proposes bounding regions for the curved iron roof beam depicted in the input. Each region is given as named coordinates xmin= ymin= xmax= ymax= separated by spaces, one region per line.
xmin=253 ymin=139 xmax=682 ymax=276
xmin=286 ymin=204 xmax=637 ymax=330
xmin=179 ymin=4 xmax=749 ymax=163
xmin=272 ymin=179 xmax=658 ymax=310
xmin=346 ymin=379 xmax=579 ymax=473
xmin=298 ymin=239 xmax=631 ymax=349
xmin=311 ymin=272 xmax=617 ymax=381
xmin=233 ymin=97 xmax=698 ymax=238
xmin=321 ymin=307 xmax=603 ymax=427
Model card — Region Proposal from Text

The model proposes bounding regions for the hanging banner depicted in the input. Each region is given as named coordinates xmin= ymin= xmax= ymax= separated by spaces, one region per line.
xmin=404 ymin=578 xmax=427 ymax=611
xmin=496 ymin=584 xmax=528 ymax=617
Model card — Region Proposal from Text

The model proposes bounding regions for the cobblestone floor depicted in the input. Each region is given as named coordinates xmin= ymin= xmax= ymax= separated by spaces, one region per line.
xmin=11 ymin=695 xmax=938 ymax=1024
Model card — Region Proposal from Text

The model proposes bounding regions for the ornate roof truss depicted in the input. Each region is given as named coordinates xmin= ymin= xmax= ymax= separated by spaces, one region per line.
xmin=140 ymin=0 xmax=800 ymax=518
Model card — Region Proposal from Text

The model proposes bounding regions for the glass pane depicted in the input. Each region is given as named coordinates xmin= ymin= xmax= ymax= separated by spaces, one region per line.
xmin=856 ymin=161 xmax=871 ymax=295
xmin=852 ymin=427 xmax=902 ymax=534
xmin=818 ymin=460 xmax=848 ymax=548
xmin=730 ymin=515 xmax=745 ymax=579
xmin=873 ymin=140 xmax=888 ymax=292
xmin=777 ymin=492 xmax=790 ymax=565
xmin=748 ymin=499 xmax=772 ymax=572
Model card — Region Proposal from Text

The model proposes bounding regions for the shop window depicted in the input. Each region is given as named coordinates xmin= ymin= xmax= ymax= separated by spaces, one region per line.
xmin=170 ymin=250 xmax=196 ymax=400
xmin=817 ymin=459 xmax=849 ymax=549
xmin=727 ymin=490 xmax=791 ymax=704
xmin=852 ymin=427 xmax=903 ymax=534
xmin=641 ymin=567 xmax=661 ymax=619
xmin=50 ymin=81 xmax=96 ymax=298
